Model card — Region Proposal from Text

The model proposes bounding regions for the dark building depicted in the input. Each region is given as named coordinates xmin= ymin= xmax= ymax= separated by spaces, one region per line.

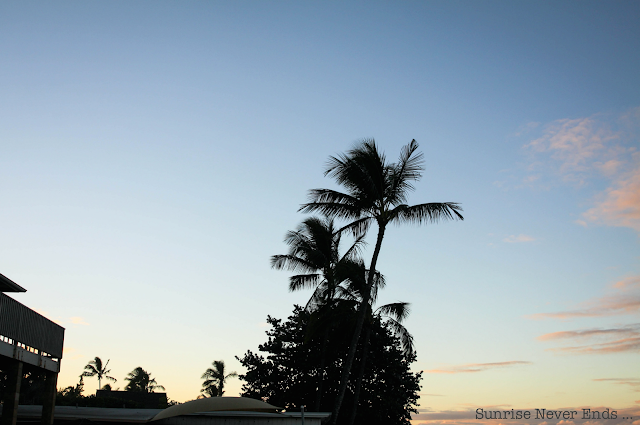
xmin=0 ymin=273 xmax=65 ymax=425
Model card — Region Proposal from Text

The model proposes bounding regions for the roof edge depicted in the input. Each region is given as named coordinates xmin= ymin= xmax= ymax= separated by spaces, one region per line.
xmin=0 ymin=273 xmax=27 ymax=292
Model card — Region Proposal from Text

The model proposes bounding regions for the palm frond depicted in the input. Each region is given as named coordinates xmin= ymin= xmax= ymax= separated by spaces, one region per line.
xmin=377 ymin=302 xmax=410 ymax=322
xmin=389 ymin=139 xmax=424 ymax=200
xmin=392 ymin=202 xmax=464 ymax=225
xmin=289 ymin=274 xmax=322 ymax=292
xmin=385 ymin=316 xmax=415 ymax=358
xmin=336 ymin=217 xmax=373 ymax=238
xmin=270 ymin=255 xmax=318 ymax=273
xmin=299 ymin=189 xmax=363 ymax=219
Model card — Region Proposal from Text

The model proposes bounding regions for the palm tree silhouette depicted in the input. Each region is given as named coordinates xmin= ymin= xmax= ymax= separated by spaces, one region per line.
xmin=271 ymin=216 xmax=365 ymax=410
xmin=124 ymin=367 xmax=165 ymax=393
xmin=300 ymin=139 xmax=463 ymax=423
xmin=82 ymin=357 xmax=116 ymax=390
xmin=336 ymin=263 xmax=414 ymax=425
xmin=201 ymin=360 xmax=237 ymax=397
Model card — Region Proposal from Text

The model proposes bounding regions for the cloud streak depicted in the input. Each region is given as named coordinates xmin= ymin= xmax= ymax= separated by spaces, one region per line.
xmin=582 ymin=164 xmax=640 ymax=232
xmin=547 ymin=337 xmax=640 ymax=354
xmin=521 ymin=107 xmax=640 ymax=233
xmin=538 ymin=325 xmax=640 ymax=341
xmin=529 ymin=277 xmax=640 ymax=320
xmin=424 ymin=361 xmax=532 ymax=374
xmin=538 ymin=324 xmax=640 ymax=355
xmin=69 ymin=316 xmax=89 ymax=326
xmin=503 ymin=234 xmax=536 ymax=243
xmin=593 ymin=378 xmax=640 ymax=392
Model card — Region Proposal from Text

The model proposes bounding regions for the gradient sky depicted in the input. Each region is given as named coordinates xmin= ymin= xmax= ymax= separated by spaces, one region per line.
xmin=1 ymin=1 xmax=639 ymax=423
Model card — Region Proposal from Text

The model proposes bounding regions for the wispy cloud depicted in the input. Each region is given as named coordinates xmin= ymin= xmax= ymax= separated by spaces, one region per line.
xmin=614 ymin=275 xmax=640 ymax=290
xmin=34 ymin=309 xmax=63 ymax=325
xmin=424 ymin=361 xmax=532 ymax=374
xmin=503 ymin=234 xmax=536 ymax=243
xmin=69 ymin=316 xmax=89 ymax=326
xmin=537 ymin=325 xmax=640 ymax=341
xmin=593 ymin=378 xmax=640 ymax=392
xmin=529 ymin=276 xmax=640 ymax=320
xmin=538 ymin=324 xmax=640 ymax=355
xmin=62 ymin=346 xmax=83 ymax=360
xmin=547 ymin=337 xmax=640 ymax=354
xmin=526 ymin=116 xmax=622 ymax=184
xmin=581 ymin=164 xmax=640 ymax=232
xmin=520 ymin=107 xmax=640 ymax=233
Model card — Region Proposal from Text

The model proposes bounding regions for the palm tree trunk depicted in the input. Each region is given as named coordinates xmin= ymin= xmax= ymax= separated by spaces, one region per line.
xmin=346 ymin=321 xmax=371 ymax=425
xmin=314 ymin=328 xmax=330 ymax=411
xmin=330 ymin=224 xmax=386 ymax=425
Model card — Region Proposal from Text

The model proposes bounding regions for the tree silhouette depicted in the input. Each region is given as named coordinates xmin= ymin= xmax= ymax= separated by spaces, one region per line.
xmin=82 ymin=357 xmax=116 ymax=390
xmin=201 ymin=360 xmax=237 ymax=397
xmin=124 ymin=367 xmax=165 ymax=393
xmin=238 ymin=306 xmax=421 ymax=424
xmin=300 ymin=139 xmax=463 ymax=423
xmin=336 ymin=263 xmax=414 ymax=425
xmin=271 ymin=216 xmax=365 ymax=410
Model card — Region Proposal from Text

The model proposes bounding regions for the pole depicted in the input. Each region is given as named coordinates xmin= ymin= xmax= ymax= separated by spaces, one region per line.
xmin=301 ymin=405 xmax=305 ymax=425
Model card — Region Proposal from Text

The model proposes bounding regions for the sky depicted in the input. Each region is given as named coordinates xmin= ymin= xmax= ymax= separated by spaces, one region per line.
xmin=1 ymin=1 xmax=639 ymax=423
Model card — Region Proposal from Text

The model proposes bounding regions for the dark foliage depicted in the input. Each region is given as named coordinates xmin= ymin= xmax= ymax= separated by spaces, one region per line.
xmin=237 ymin=306 xmax=421 ymax=425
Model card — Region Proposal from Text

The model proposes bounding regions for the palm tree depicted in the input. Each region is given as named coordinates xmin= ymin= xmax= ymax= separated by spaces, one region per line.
xmin=336 ymin=263 xmax=414 ymax=425
xmin=271 ymin=216 xmax=365 ymax=306
xmin=201 ymin=360 xmax=237 ymax=397
xmin=300 ymin=139 xmax=463 ymax=423
xmin=82 ymin=357 xmax=116 ymax=390
xmin=271 ymin=216 xmax=365 ymax=410
xmin=124 ymin=367 xmax=165 ymax=393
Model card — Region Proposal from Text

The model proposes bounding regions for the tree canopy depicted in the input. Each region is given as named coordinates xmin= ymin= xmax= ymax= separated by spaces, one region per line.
xmin=124 ymin=367 xmax=165 ymax=393
xmin=237 ymin=306 xmax=422 ymax=425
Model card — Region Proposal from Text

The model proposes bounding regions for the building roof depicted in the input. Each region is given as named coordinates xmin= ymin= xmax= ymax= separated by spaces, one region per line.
xmin=6 ymin=405 xmax=331 ymax=424
xmin=151 ymin=397 xmax=281 ymax=421
xmin=0 ymin=273 xmax=26 ymax=293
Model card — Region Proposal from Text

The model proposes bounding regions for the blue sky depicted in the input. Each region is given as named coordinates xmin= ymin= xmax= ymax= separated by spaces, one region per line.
xmin=1 ymin=1 xmax=638 ymax=421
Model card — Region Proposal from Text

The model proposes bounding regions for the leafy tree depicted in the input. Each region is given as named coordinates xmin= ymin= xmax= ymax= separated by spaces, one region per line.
xmin=82 ymin=357 xmax=116 ymax=390
xmin=271 ymin=216 xmax=365 ymax=410
xmin=200 ymin=360 xmax=237 ymax=397
xmin=300 ymin=139 xmax=463 ymax=422
xmin=336 ymin=264 xmax=415 ymax=425
xmin=124 ymin=367 xmax=165 ymax=393
xmin=56 ymin=375 xmax=85 ymax=405
xmin=237 ymin=306 xmax=421 ymax=425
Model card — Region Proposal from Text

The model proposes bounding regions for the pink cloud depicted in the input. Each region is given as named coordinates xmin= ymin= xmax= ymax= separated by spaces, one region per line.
xmin=593 ymin=378 xmax=640 ymax=392
xmin=522 ymin=108 xmax=640 ymax=233
xmin=529 ymin=278 xmax=640 ymax=320
xmin=69 ymin=316 xmax=89 ymax=326
xmin=424 ymin=361 xmax=532 ymax=374
xmin=538 ymin=325 xmax=640 ymax=341
xmin=525 ymin=116 xmax=621 ymax=184
xmin=547 ymin=337 xmax=640 ymax=354
xmin=503 ymin=234 xmax=536 ymax=243
xmin=582 ymin=164 xmax=640 ymax=232
xmin=537 ymin=323 xmax=640 ymax=355
xmin=614 ymin=276 xmax=640 ymax=290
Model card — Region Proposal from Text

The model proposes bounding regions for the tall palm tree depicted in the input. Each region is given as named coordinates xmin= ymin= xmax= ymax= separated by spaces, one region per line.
xmin=271 ymin=216 xmax=365 ymax=410
xmin=271 ymin=216 xmax=365 ymax=306
xmin=124 ymin=367 xmax=165 ymax=393
xmin=82 ymin=357 xmax=116 ymax=390
xmin=336 ymin=263 xmax=414 ymax=425
xmin=201 ymin=360 xmax=237 ymax=397
xmin=300 ymin=139 xmax=463 ymax=423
